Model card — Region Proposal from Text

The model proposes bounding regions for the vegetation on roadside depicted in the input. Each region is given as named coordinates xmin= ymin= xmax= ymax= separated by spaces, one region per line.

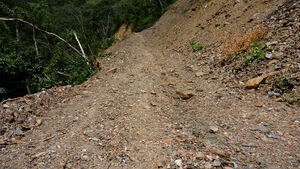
xmin=245 ymin=42 xmax=268 ymax=65
xmin=190 ymin=40 xmax=203 ymax=52
xmin=283 ymin=93 xmax=298 ymax=105
xmin=274 ymin=75 xmax=298 ymax=104
xmin=218 ymin=24 xmax=299 ymax=105
xmin=0 ymin=0 xmax=177 ymax=99
xmin=218 ymin=25 xmax=267 ymax=65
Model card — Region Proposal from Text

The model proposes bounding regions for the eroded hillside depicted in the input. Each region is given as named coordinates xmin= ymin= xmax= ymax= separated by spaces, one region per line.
xmin=1 ymin=0 xmax=299 ymax=168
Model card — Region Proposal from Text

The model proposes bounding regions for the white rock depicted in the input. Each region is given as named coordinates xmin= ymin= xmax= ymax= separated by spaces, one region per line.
xmin=266 ymin=53 xmax=273 ymax=59
xmin=175 ymin=159 xmax=183 ymax=169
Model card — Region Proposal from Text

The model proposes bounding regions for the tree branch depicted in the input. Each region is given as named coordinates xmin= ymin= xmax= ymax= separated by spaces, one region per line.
xmin=0 ymin=17 xmax=82 ymax=56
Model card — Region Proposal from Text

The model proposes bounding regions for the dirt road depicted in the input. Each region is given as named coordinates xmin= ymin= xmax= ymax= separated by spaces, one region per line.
xmin=1 ymin=0 xmax=299 ymax=168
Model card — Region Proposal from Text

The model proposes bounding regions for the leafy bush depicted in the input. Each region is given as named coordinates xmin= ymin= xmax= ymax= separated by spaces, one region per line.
xmin=190 ymin=40 xmax=203 ymax=52
xmin=245 ymin=42 xmax=268 ymax=65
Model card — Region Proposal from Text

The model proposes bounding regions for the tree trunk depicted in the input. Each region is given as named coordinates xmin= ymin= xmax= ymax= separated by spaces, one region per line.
xmin=33 ymin=27 xmax=39 ymax=56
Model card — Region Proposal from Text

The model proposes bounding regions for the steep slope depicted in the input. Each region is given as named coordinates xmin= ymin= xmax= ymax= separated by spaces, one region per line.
xmin=1 ymin=0 xmax=299 ymax=168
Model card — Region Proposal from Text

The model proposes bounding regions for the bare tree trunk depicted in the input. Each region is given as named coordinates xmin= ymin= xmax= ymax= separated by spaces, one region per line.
xmin=16 ymin=21 xmax=19 ymax=42
xmin=74 ymin=33 xmax=89 ymax=65
xmin=158 ymin=0 xmax=164 ymax=12
xmin=73 ymin=14 xmax=94 ymax=56
xmin=25 ymin=79 xmax=31 ymax=94
xmin=33 ymin=27 xmax=39 ymax=56
xmin=15 ymin=20 xmax=19 ymax=59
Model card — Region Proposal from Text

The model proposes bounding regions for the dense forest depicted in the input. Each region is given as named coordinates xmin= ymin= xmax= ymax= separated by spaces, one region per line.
xmin=0 ymin=0 xmax=176 ymax=100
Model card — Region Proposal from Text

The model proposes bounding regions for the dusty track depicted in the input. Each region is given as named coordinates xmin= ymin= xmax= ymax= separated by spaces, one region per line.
xmin=1 ymin=0 xmax=299 ymax=168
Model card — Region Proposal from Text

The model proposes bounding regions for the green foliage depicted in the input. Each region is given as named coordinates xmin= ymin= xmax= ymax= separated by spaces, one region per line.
xmin=0 ymin=88 xmax=7 ymax=94
xmin=97 ymin=52 xmax=112 ymax=58
xmin=0 ymin=0 xmax=177 ymax=99
xmin=275 ymin=75 xmax=293 ymax=92
xmin=190 ymin=40 xmax=196 ymax=45
xmin=283 ymin=93 xmax=298 ymax=105
xmin=190 ymin=40 xmax=203 ymax=52
xmin=245 ymin=42 xmax=268 ymax=65
xmin=272 ymin=27 xmax=285 ymax=36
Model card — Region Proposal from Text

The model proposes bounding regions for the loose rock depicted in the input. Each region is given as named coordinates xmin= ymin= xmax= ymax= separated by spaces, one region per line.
xmin=256 ymin=126 xmax=270 ymax=133
xmin=195 ymin=152 xmax=206 ymax=159
xmin=195 ymin=71 xmax=205 ymax=77
xmin=205 ymin=162 xmax=212 ymax=169
xmin=175 ymin=159 xmax=183 ymax=169
xmin=209 ymin=126 xmax=219 ymax=133
xmin=209 ymin=147 xmax=230 ymax=158
xmin=176 ymin=91 xmax=195 ymax=100
xmin=245 ymin=76 xmax=265 ymax=89
xmin=213 ymin=159 xmax=222 ymax=167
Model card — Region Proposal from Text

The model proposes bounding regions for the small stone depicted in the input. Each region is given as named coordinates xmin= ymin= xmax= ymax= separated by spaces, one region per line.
xmin=256 ymin=126 xmax=269 ymax=133
xmin=151 ymin=91 xmax=157 ymax=95
xmin=297 ymin=63 xmax=300 ymax=70
xmin=158 ymin=162 xmax=164 ymax=168
xmin=187 ymin=152 xmax=194 ymax=158
xmin=267 ymin=135 xmax=286 ymax=141
xmin=213 ymin=159 xmax=221 ymax=167
xmin=262 ymin=136 xmax=268 ymax=142
xmin=91 ymin=137 xmax=99 ymax=141
xmin=209 ymin=126 xmax=219 ymax=133
xmin=150 ymin=101 xmax=157 ymax=106
xmin=35 ymin=118 xmax=42 ymax=126
xmin=276 ymin=98 xmax=284 ymax=102
xmin=195 ymin=71 xmax=205 ymax=77
xmin=15 ymin=128 xmax=25 ymax=136
xmin=209 ymin=147 xmax=230 ymax=157
xmin=33 ymin=152 xmax=47 ymax=158
xmin=204 ymin=162 xmax=212 ymax=169
xmin=269 ymin=91 xmax=281 ymax=97
xmin=66 ymin=163 xmax=72 ymax=168
xmin=176 ymin=90 xmax=194 ymax=100
xmin=255 ymin=102 xmax=263 ymax=107
xmin=168 ymin=68 xmax=175 ymax=73
xmin=82 ymin=155 xmax=89 ymax=160
xmin=266 ymin=53 xmax=273 ymax=59
xmin=195 ymin=152 xmax=205 ymax=159
xmin=224 ymin=167 xmax=234 ymax=169
xmin=3 ymin=104 xmax=9 ymax=108
xmin=175 ymin=159 xmax=183 ymax=169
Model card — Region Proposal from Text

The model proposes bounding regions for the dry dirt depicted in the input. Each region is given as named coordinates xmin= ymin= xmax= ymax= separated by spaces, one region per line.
xmin=1 ymin=0 xmax=299 ymax=168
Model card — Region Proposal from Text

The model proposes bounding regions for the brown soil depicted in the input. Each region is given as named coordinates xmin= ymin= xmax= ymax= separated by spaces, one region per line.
xmin=1 ymin=0 xmax=299 ymax=168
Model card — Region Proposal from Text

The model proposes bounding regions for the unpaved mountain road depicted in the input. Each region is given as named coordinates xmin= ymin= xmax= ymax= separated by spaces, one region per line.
xmin=1 ymin=0 xmax=299 ymax=168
